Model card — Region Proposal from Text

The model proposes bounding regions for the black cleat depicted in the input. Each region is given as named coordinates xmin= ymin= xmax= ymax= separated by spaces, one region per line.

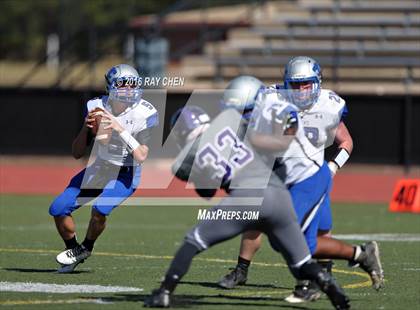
xmin=354 ymin=241 xmax=384 ymax=290
xmin=285 ymin=280 xmax=322 ymax=303
xmin=218 ymin=267 xmax=248 ymax=289
xmin=144 ymin=288 xmax=171 ymax=308
xmin=316 ymin=271 xmax=350 ymax=310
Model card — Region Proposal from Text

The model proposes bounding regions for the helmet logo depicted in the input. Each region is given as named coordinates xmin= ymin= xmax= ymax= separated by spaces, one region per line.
xmin=107 ymin=67 xmax=119 ymax=80
xmin=312 ymin=63 xmax=321 ymax=75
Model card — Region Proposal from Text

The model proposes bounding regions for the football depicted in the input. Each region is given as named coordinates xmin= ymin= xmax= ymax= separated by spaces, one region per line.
xmin=89 ymin=107 xmax=112 ymax=143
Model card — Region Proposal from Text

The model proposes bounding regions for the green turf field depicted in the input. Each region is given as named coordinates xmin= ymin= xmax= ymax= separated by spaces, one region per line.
xmin=1 ymin=194 xmax=419 ymax=309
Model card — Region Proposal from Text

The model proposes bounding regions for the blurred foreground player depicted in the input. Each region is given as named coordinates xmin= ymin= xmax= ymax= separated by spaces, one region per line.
xmin=49 ymin=64 xmax=158 ymax=273
xmin=144 ymin=79 xmax=350 ymax=309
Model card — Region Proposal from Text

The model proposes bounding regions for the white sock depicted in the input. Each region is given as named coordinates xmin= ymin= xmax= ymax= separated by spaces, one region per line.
xmin=353 ymin=246 xmax=362 ymax=261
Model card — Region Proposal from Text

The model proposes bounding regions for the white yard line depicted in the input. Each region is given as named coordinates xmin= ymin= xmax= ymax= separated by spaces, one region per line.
xmin=0 ymin=281 xmax=142 ymax=294
xmin=333 ymin=233 xmax=420 ymax=242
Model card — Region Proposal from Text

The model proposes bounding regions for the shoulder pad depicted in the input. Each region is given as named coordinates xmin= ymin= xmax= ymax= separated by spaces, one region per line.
xmin=320 ymin=89 xmax=345 ymax=105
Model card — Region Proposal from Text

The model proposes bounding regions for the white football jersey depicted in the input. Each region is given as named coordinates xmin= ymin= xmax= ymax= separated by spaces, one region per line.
xmin=252 ymin=88 xmax=322 ymax=185
xmin=264 ymin=85 xmax=347 ymax=159
xmin=298 ymin=89 xmax=347 ymax=158
xmin=86 ymin=96 xmax=158 ymax=166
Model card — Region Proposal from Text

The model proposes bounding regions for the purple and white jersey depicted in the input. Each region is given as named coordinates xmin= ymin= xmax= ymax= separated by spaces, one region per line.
xmin=172 ymin=109 xmax=282 ymax=191
xmin=87 ymin=96 xmax=158 ymax=166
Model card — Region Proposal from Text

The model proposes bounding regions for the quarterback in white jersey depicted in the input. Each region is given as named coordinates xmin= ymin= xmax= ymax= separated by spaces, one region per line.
xmin=49 ymin=64 xmax=158 ymax=273
xmin=86 ymin=94 xmax=158 ymax=167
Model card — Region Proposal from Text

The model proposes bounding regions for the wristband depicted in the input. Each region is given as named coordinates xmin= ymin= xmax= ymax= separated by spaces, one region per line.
xmin=119 ymin=130 xmax=140 ymax=152
xmin=332 ymin=148 xmax=350 ymax=168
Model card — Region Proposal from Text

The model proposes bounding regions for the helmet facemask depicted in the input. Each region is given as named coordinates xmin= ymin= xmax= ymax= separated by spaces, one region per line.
xmin=108 ymin=77 xmax=142 ymax=103
xmin=108 ymin=77 xmax=143 ymax=114
xmin=285 ymin=77 xmax=320 ymax=110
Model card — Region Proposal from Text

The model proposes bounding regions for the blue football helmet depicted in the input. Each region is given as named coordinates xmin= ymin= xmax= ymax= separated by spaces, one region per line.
xmin=170 ymin=106 xmax=211 ymax=147
xmin=284 ymin=56 xmax=322 ymax=109
xmin=105 ymin=64 xmax=142 ymax=105
xmin=221 ymin=75 xmax=265 ymax=120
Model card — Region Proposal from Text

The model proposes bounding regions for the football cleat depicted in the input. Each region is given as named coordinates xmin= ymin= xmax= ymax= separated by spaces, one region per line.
xmin=285 ymin=280 xmax=322 ymax=303
xmin=218 ymin=267 xmax=248 ymax=289
xmin=354 ymin=241 xmax=384 ymax=290
xmin=57 ymin=260 xmax=85 ymax=273
xmin=144 ymin=288 xmax=171 ymax=308
xmin=56 ymin=244 xmax=91 ymax=266
xmin=316 ymin=271 xmax=350 ymax=310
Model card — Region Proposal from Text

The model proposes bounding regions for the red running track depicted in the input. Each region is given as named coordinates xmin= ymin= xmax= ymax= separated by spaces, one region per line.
xmin=1 ymin=157 xmax=419 ymax=203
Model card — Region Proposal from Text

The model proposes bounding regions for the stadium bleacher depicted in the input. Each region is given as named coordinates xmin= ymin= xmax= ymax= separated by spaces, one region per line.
xmin=306 ymin=2 xmax=420 ymax=16
xmin=254 ymin=28 xmax=420 ymax=42
xmin=180 ymin=0 xmax=420 ymax=95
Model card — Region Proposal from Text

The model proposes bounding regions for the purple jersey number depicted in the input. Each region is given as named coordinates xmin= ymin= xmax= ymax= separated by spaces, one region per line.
xmin=196 ymin=127 xmax=253 ymax=182
xmin=197 ymin=144 xmax=232 ymax=181
xmin=217 ymin=128 xmax=254 ymax=167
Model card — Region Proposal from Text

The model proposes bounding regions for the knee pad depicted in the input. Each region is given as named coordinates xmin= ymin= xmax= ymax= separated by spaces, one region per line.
xmin=49 ymin=187 xmax=81 ymax=217
xmin=49 ymin=197 xmax=73 ymax=217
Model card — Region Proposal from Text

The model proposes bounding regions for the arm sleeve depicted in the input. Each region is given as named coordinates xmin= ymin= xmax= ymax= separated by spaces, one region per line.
xmin=173 ymin=154 xmax=195 ymax=181
xmin=171 ymin=141 xmax=198 ymax=181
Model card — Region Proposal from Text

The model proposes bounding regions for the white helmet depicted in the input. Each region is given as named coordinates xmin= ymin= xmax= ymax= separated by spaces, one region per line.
xmin=105 ymin=64 xmax=142 ymax=105
xmin=284 ymin=56 xmax=322 ymax=109
xmin=221 ymin=75 xmax=265 ymax=119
